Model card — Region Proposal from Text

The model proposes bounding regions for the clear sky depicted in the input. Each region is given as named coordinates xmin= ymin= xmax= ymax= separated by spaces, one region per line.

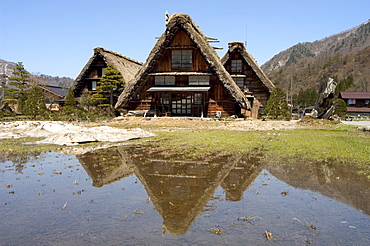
xmin=1 ymin=0 xmax=369 ymax=79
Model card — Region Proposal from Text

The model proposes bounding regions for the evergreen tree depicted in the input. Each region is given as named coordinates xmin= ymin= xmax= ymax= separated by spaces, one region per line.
xmin=91 ymin=93 xmax=109 ymax=107
xmin=64 ymin=88 xmax=76 ymax=110
xmin=23 ymin=86 xmax=48 ymax=119
xmin=264 ymin=87 xmax=291 ymax=119
xmin=79 ymin=89 xmax=94 ymax=110
xmin=294 ymin=87 xmax=318 ymax=107
xmin=97 ymin=64 xmax=123 ymax=110
xmin=5 ymin=62 xmax=33 ymax=113
xmin=335 ymin=75 xmax=354 ymax=95
xmin=334 ymin=98 xmax=348 ymax=117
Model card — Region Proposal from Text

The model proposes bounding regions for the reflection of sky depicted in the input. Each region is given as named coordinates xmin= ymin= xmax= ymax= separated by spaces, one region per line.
xmin=1 ymin=152 xmax=369 ymax=245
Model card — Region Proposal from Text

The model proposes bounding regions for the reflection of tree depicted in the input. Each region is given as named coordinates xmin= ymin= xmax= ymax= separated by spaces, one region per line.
xmin=267 ymin=158 xmax=370 ymax=216
xmin=77 ymin=147 xmax=134 ymax=187
xmin=1 ymin=151 xmax=42 ymax=174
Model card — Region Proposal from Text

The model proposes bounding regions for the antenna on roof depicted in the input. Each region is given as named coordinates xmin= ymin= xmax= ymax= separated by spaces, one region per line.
xmin=165 ymin=11 xmax=170 ymax=26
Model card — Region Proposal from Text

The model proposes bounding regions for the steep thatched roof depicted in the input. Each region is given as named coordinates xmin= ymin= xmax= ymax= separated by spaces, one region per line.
xmin=115 ymin=14 xmax=250 ymax=109
xmin=71 ymin=47 xmax=142 ymax=92
xmin=221 ymin=42 xmax=275 ymax=92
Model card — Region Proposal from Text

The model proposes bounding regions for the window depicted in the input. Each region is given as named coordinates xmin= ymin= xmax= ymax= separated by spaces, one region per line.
xmin=193 ymin=93 xmax=202 ymax=105
xmin=91 ymin=81 xmax=97 ymax=91
xmin=160 ymin=93 xmax=170 ymax=105
xmin=233 ymin=77 xmax=244 ymax=88
xmin=172 ymin=94 xmax=192 ymax=115
xmin=155 ymin=76 xmax=175 ymax=85
xmin=347 ymin=99 xmax=356 ymax=105
xmin=172 ymin=50 xmax=192 ymax=69
xmin=189 ymin=76 xmax=209 ymax=85
xmin=231 ymin=59 xmax=242 ymax=73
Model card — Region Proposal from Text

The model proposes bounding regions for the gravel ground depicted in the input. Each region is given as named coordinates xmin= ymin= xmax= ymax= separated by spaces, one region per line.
xmin=109 ymin=117 xmax=303 ymax=131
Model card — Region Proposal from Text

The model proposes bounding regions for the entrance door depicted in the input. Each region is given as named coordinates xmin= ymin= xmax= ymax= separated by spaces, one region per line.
xmin=171 ymin=93 xmax=192 ymax=116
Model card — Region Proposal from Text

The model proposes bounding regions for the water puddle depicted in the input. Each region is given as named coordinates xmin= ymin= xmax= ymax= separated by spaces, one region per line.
xmin=1 ymin=146 xmax=369 ymax=245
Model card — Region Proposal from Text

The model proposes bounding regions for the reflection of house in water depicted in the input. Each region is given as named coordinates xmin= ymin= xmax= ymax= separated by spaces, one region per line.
xmin=77 ymin=147 xmax=134 ymax=187
xmin=77 ymin=145 xmax=264 ymax=235
xmin=77 ymin=145 xmax=369 ymax=235
xmin=267 ymin=160 xmax=370 ymax=216
xmin=123 ymin=145 xmax=241 ymax=235
xmin=221 ymin=156 xmax=264 ymax=202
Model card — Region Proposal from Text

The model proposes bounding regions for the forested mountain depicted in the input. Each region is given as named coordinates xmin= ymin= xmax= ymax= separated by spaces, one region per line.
xmin=261 ymin=20 xmax=370 ymax=94
xmin=0 ymin=59 xmax=73 ymax=88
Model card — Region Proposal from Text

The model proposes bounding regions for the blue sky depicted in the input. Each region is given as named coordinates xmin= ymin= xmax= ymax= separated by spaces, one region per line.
xmin=1 ymin=0 xmax=369 ymax=79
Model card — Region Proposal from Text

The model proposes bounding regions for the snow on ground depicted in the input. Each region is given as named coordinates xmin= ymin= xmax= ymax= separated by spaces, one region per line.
xmin=0 ymin=121 xmax=155 ymax=145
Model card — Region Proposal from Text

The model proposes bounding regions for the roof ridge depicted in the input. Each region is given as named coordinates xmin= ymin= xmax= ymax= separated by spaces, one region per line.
xmin=94 ymin=47 xmax=142 ymax=65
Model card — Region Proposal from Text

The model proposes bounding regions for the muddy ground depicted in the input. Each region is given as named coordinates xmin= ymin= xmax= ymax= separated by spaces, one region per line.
xmin=107 ymin=116 xmax=303 ymax=131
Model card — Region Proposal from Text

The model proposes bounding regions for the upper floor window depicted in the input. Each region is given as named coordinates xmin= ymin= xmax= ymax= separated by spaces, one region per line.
xmin=172 ymin=50 xmax=192 ymax=69
xmin=91 ymin=81 xmax=97 ymax=91
xmin=189 ymin=75 xmax=209 ymax=86
xmin=231 ymin=59 xmax=242 ymax=73
xmin=233 ymin=77 xmax=244 ymax=88
xmin=155 ymin=76 xmax=175 ymax=85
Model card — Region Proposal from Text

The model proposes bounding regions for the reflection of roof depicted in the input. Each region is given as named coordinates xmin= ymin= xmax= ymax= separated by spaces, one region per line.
xmin=347 ymin=107 xmax=370 ymax=113
xmin=340 ymin=91 xmax=370 ymax=99
xmin=127 ymin=145 xmax=241 ymax=236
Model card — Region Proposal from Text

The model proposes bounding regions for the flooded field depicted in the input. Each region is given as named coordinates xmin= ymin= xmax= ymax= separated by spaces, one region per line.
xmin=1 ymin=145 xmax=369 ymax=245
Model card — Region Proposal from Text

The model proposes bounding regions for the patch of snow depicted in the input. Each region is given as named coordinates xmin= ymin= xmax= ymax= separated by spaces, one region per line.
xmin=0 ymin=121 xmax=155 ymax=146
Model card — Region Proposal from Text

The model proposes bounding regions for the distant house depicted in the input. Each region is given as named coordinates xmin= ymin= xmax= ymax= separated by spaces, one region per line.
xmin=339 ymin=91 xmax=370 ymax=116
xmin=221 ymin=42 xmax=274 ymax=118
xmin=71 ymin=47 xmax=142 ymax=104
xmin=38 ymin=85 xmax=69 ymax=111
xmin=115 ymin=14 xmax=250 ymax=118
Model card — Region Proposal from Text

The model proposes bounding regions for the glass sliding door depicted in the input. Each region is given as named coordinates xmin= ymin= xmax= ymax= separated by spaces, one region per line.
xmin=171 ymin=93 xmax=192 ymax=116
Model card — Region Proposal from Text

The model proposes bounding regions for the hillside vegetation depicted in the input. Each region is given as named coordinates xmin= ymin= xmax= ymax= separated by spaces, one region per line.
xmin=0 ymin=59 xmax=73 ymax=88
xmin=262 ymin=20 xmax=370 ymax=94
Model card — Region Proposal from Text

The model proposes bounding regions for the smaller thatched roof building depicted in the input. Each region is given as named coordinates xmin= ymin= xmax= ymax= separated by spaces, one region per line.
xmin=71 ymin=47 xmax=142 ymax=99
xmin=221 ymin=42 xmax=275 ymax=118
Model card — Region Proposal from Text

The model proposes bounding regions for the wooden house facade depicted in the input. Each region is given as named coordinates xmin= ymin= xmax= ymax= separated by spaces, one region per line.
xmin=38 ymin=85 xmax=69 ymax=111
xmin=221 ymin=42 xmax=275 ymax=118
xmin=115 ymin=14 xmax=250 ymax=118
xmin=339 ymin=91 xmax=370 ymax=116
xmin=71 ymin=47 xmax=142 ymax=104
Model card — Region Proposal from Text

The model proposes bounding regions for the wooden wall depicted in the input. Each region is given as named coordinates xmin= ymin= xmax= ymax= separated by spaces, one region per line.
xmin=224 ymin=52 xmax=271 ymax=118
xmin=129 ymin=29 xmax=239 ymax=118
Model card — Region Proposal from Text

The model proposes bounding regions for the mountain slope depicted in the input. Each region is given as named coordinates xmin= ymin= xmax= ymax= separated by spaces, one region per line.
xmin=0 ymin=59 xmax=73 ymax=88
xmin=262 ymin=20 xmax=370 ymax=93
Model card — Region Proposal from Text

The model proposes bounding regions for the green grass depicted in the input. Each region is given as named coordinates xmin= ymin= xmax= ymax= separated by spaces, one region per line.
xmin=145 ymin=127 xmax=370 ymax=178
xmin=1 ymin=123 xmax=369 ymax=178
xmin=265 ymin=129 xmax=369 ymax=162
xmin=0 ymin=137 xmax=61 ymax=153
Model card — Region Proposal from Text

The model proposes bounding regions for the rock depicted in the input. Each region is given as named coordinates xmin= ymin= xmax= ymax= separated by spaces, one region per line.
xmin=315 ymin=78 xmax=337 ymax=119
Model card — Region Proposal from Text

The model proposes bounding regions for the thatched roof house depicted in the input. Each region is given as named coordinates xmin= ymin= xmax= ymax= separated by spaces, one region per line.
xmin=221 ymin=42 xmax=275 ymax=118
xmin=115 ymin=14 xmax=250 ymax=118
xmin=71 ymin=47 xmax=142 ymax=100
xmin=38 ymin=85 xmax=69 ymax=111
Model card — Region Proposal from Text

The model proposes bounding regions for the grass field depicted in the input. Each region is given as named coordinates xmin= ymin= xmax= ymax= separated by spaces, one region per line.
xmin=1 ymin=119 xmax=369 ymax=178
